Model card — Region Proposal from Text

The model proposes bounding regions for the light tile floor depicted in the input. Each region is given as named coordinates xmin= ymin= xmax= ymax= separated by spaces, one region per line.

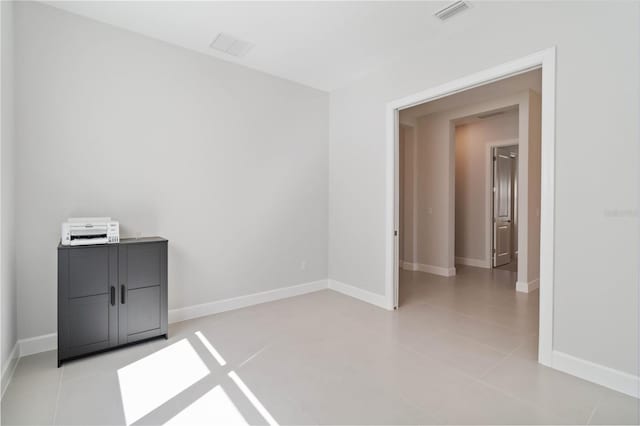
xmin=495 ymin=259 xmax=517 ymax=272
xmin=2 ymin=265 xmax=638 ymax=425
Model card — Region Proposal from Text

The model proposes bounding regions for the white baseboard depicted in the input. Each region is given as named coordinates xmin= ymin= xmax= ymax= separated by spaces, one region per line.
xmin=455 ymin=256 xmax=491 ymax=269
xmin=328 ymin=279 xmax=392 ymax=310
xmin=168 ymin=279 xmax=328 ymax=323
xmin=551 ymin=350 xmax=640 ymax=398
xmin=8 ymin=278 xmax=390 ymax=364
xmin=19 ymin=333 xmax=57 ymax=357
xmin=401 ymin=261 xmax=456 ymax=277
xmin=516 ymin=279 xmax=539 ymax=293
xmin=12 ymin=279 xmax=329 ymax=358
xmin=1 ymin=342 xmax=19 ymax=399
xmin=9 ymin=280 xmax=639 ymax=400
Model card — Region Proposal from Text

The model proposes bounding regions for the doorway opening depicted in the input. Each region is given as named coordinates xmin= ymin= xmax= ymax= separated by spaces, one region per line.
xmin=387 ymin=48 xmax=555 ymax=366
xmin=492 ymin=144 xmax=519 ymax=272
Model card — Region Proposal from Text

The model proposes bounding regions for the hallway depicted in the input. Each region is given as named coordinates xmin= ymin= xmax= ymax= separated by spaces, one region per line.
xmin=399 ymin=265 xmax=537 ymax=340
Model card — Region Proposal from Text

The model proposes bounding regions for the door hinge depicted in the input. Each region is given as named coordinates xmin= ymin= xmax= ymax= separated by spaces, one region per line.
xmin=394 ymin=230 xmax=398 ymax=236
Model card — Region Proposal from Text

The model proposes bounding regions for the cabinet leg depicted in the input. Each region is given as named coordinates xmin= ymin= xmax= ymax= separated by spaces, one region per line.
xmin=164 ymin=333 xmax=169 ymax=340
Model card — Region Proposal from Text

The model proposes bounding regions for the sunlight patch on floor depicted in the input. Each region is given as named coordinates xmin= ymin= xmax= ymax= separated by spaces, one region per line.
xmin=164 ymin=385 xmax=248 ymax=426
xmin=228 ymin=371 xmax=278 ymax=426
xmin=195 ymin=331 xmax=227 ymax=366
xmin=118 ymin=339 xmax=210 ymax=425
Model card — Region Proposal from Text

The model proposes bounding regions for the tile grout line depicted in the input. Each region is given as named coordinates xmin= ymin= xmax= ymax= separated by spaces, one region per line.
xmin=51 ymin=364 xmax=64 ymax=425
xmin=360 ymin=295 xmax=532 ymax=388
xmin=427 ymin=325 xmax=515 ymax=359
xmin=402 ymin=295 xmax=540 ymax=350
xmin=586 ymin=394 xmax=604 ymax=425
xmin=398 ymin=340 xmax=510 ymax=423
xmin=477 ymin=339 xmax=524 ymax=380
xmin=470 ymin=374 xmax=567 ymax=422
xmin=410 ymin=298 xmax=538 ymax=336
xmin=437 ymin=326 xmax=525 ymax=357
xmin=398 ymin=302 xmax=535 ymax=354
xmin=473 ymin=341 xmax=548 ymax=412
xmin=462 ymin=341 xmax=577 ymax=422
xmin=398 ymin=332 xmax=489 ymax=384
xmin=316 ymin=305 xmax=494 ymax=420
xmin=473 ymin=343 xmax=602 ymax=424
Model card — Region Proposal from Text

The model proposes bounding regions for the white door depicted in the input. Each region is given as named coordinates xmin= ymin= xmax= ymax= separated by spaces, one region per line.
xmin=493 ymin=147 xmax=514 ymax=267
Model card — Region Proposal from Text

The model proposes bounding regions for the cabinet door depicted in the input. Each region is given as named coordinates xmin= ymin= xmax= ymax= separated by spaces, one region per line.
xmin=118 ymin=242 xmax=167 ymax=344
xmin=58 ymin=246 xmax=118 ymax=360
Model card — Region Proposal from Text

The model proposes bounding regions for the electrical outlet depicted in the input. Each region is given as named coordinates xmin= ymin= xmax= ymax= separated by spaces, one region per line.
xmin=300 ymin=261 xmax=307 ymax=271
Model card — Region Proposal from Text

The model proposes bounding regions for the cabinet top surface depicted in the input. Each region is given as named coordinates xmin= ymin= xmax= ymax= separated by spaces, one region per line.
xmin=58 ymin=236 xmax=167 ymax=249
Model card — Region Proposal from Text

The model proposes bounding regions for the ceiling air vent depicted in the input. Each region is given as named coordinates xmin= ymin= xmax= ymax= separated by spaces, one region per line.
xmin=435 ymin=1 xmax=470 ymax=21
xmin=209 ymin=33 xmax=254 ymax=57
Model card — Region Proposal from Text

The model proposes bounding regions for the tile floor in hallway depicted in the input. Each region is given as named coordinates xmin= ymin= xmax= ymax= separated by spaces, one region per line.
xmin=2 ymin=265 xmax=639 ymax=425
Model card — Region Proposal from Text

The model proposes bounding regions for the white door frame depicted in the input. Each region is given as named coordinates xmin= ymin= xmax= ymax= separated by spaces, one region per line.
xmin=385 ymin=47 xmax=556 ymax=367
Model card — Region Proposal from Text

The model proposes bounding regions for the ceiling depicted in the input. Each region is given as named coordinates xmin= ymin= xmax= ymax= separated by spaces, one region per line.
xmin=44 ymin=1 xmax=477 ymax=92
xmin=400 ymin=69 xmax=542 ymax=121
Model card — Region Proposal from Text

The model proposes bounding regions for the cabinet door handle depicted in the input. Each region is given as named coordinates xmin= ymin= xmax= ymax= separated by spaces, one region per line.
xmin=121 ymin=285 xmax=126 ymax=304
xmin=110 ymin=286 xmax=115 ymax=306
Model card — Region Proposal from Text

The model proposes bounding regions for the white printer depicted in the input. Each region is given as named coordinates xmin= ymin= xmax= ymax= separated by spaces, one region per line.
xmin=61 ymin=217 xmax=120 ymax=246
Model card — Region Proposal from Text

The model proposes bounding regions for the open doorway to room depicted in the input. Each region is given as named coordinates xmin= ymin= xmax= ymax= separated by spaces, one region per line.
xmin=395 ymin=66 xmax=545 ymax=361
xmin=453 ymin=108 xmax=521 ymax=276
xmin=491 ymin=143 xmax=519 ymax=272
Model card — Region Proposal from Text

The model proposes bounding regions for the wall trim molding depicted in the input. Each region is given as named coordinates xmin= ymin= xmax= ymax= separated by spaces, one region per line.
xmin=552 ymin=350 xmax=640 ymax=398
xmin=328 ymin=279 xmax=392 ymax=310
xmin=516 ymin=278 xmax=539 ymax=293
xmin=401 ymin=261 xmax=456 ymax=277
xmin=11 ymin=277 xmax=398 ymax=361
xmin=12 ymin=279 xmax=329 ymax=359
xmin=455 ymin=257 xmax=491 ymax=269
xmin=1 ymin=342 xmax=19 ymax=399
xmin=19 ymin=333 xmax=57 ymax=357
xmin=168 ymin=279 xmax=328 ymax=323
xmin=9 ymin=281 xmax=639 ymax=400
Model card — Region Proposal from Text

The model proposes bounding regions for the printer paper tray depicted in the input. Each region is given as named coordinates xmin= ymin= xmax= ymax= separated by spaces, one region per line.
xmin=69 ymin=238 xmax=108 ymax=246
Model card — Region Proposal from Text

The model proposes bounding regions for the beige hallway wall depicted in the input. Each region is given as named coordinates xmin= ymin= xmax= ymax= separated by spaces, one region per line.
xmin=399 ymin=125 xmax=417 ymax=264
xmin=399 ymin=92 xmax=536 ymax=277
xmin=526 ymin=91 xmax=542 ymax=287
xmin=455 ymin=110 xmax=519 ymax=266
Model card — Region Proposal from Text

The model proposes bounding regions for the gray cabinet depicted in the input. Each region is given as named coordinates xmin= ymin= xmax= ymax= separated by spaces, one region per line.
xmin=118 ymin=241 xmax=167 ymax=345
xmin=58 ymin=237 xmax=168 ymax=366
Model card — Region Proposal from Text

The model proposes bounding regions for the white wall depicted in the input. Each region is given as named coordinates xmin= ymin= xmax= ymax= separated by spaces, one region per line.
xmin=15 ymin=2 xmax=329 ymax=341
xmin=455 ymin=111 xmax=519 ymax=265
xmin=329 ymin=1 xmax=639 ymax=376
xmin=1 ymin=0 xmax=18 ymax=389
